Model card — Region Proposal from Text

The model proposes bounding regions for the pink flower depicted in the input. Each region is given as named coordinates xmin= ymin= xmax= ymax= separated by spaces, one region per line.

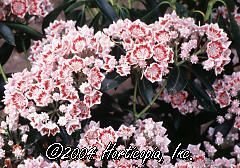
xmin=11 ymin=0 xmax=27 ymax=18
xmin=132 ymin=43 xmax=152 ymax=61
xmin=144 ymin=63 xmax=163 ymax=83
xmin=40 ymin=121 xmax=60 ymax=136
xmin=118 ymin=124 xmax=135 ymax=140
xmin=88 ymin=67 xmax=105 ymax=90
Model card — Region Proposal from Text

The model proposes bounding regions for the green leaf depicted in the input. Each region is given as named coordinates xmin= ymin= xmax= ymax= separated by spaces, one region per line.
xmin=223 ymin=0 xmax=235 ymax=12
xmin=142 ymin=1 xmax=170 ymax=21
xmin=94 ymin=0 xmax=118 ymax=22
xmin=65 ymin=0 xmax=85 ymax=13
xmin=117 ymin=6 xmax=130 ymax=19
xmin=214 ymin=119 xmax=234 ymax=137
xmin=90 ymin=12 xmax=102 ymax=31
xmin=138 ymin=77 xmax=154 ymax=104
xmin=166 ymin=66 xmax=188 ymax=94
xmin=0 ymin=23 xmax=15 ymax=46
xmin=195 ymin=111 xmax=218 ymax=125
xmin=0 ymin=42 xmax=14 ymax=65
xmin=101 ymin=72 xmax=128 ymax=91
xmin=15 ymin=34 xmax=31 ymax=53
xmin=76 ymin=10 xmax=86 ymax=27
xmin=191 ymin=65 xmax=215 ymax=96
xmin=176 ymin=2 xmax=188 ymax=17
xmin=3 ymin=22 xmax=43 ymax=40
xmin=42 ymin=0 xmax=76 ymax=31
xmin=187 ymin=81 xmax=217 ymax=112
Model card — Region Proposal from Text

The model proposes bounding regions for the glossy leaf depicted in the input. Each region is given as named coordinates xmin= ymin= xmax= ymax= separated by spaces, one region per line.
xmin=224 ymin=0 xmax=235 ymax=12
xmin=138 ymin=77 xmax=154 ymax=104
xmin=15 ymin=34 xmax=31 ymax=53
xmin=4 ymin=22 xmax=43 ymax=40
xmin=76 ymin=10 xmax=86 ymax=27
xmin=0 ymin=22 xmax=15 ymax=46
xmin=176 ymin=2 xmax=188 ymax=17
xmin=94 ymin=0 xmax=118 ymax=22
xmin=101 ymin=72 xmax=128 ymax=91
xmin=42 ymin=0 xmax=76 ymax=31
xmin=65 ymin=0 xmax=85 ymax=13
xmin=187 ymin=81 xmax=217 ymax=112
xmin=214 ymin=119 xmax=234 ymax=137
xmin=0 ymin=42 xmax=14 ymax=65
xmin=166 ymin=66 xmax=188 ymax=94
xmin=142 ymin=1 xmax=170 ymax=21
xmin=191 ymin=65 xmax=215 ymax=96
xmin=195 ymin=111 xmax=218 ymax=125
xmin=90 ymin=12 xmax=102 ymax=32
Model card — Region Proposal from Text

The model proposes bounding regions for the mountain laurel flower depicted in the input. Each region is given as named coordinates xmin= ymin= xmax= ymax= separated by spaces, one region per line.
xmin=3 ymin=20 xmax=116 ymax=136
xmin=103 ymin=12 xmax=231 ymax=84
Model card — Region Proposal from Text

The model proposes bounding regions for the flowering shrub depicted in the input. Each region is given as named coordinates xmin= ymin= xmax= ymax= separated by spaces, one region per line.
xmin=0 ymin=0 xmax=240 ymax=167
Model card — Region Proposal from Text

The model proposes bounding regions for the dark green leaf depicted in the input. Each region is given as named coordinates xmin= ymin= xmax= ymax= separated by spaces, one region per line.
xmin=42 ymin=0 xmax=76 ymax=31
xmin=0 ymin=42 xmax=14 ymax=65
xmin=101 ymin=72 xmax=128 ymax=91
xmin=191 ymin=65 xmax=215 ymax=96
xmin=142 ymin=1 xmax=170 ymax=21
xmin=0 ymin=22 xmax=15 ymax=46
xmin=90 ymin=12 xmax=102 ymax=31
xmin=166 ymin=66 xmax=188 ymax=94
xmin=3 ymin=22 xmax=43 ymax=40
xmin=195 ymin=111 xmax=218 ymax=125
xmin=138 ymin=77 xmax=154 ymax=104
xmin=117 ymin=6 xmax=129 ymax=19
xmin=224 ymin=0 xmax=235 ymax=12
xmin=187 ymin=81 xmax=217 ymax=112
xmin=94 ymin=0 xmax=118 ymax=22
xmin=76 ymin=10 xmax=86 ymax=27
xmin=65 ymin=0 xmax=85 ymax=13
xmin=66 ymin=9 xmax=80 ymax=20
xmin=214 ymin=119 xmax=234 ymax=137
xmin=15 ymin=34 xmax=31 ymax=53
xmin=176 ymin=2 xmax=188 ymax=17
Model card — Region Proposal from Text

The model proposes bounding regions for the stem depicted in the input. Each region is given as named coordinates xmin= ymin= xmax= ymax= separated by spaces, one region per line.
xmin=133 ymin=78 xmax=138 ymax=118
xmin=21 ymin=39 xmax=31 ymax=70
xmin=176 ymin=60 xmax=185 ymax=66
xmin=174 ymin=42 xmax=179 ymax=64
xmin=0 ymin=64 xmax=7 ymax=83
xmin=136 ymin=80 xmax=167 ymax=119
xmin=128 ymin=0 xmax=132 ymax=9
xmin=86 ymin=6 xmax=95 ymax=18
xmin=194 ymin=48 xmax=205 ymax=56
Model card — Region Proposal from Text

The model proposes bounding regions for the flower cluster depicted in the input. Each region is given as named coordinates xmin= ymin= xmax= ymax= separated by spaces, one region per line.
xmin=0 ymin=0 xmax=53 ymax=20
xmin=3 ymin=20 xmax=116 ymax=136
xmin=78 ymin=118 xmax=170 ymax=167
xmin=201 ymin=23 xmax=232 ymax=74
xmin=161 ymin=89 xmax=199 ymax=115
xmin=103 ymin=11 xmax=231 ymax=82
xmin=13 ymin=119 xmax=240 ymax=167
xmin=212 ymin=71 xmax=240 ymax=130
